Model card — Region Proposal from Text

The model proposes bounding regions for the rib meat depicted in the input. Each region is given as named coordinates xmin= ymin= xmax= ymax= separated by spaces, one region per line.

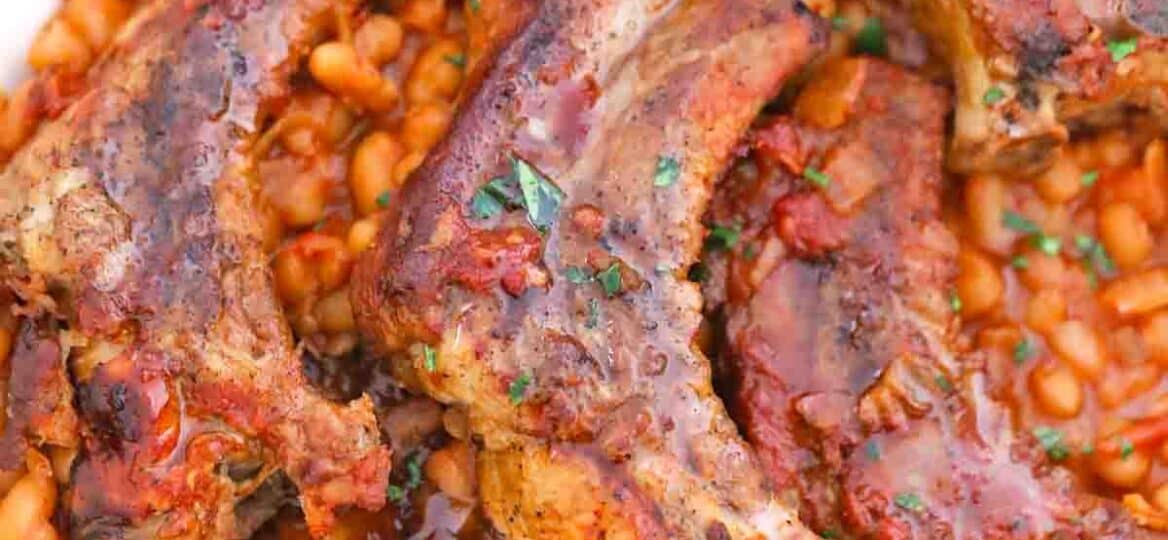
xmin=352 ymin=0 xmax=825 ymax=537
xmin=0 ymin=1 xmax=390 ymax=537
xmin=888 ymin=0 xmax=1167 ymax=174
xmin=703 ymin=57 xmax=1145 ymax=538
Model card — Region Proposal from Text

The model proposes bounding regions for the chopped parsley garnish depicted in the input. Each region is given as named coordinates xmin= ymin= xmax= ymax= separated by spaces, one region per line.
xmin=935 ymin=374 xmax=953 ymax=392
xmin=1032 ymin=426 xmax=1070 ymax=461
xmin=1074 ymin=234 xmax=1095 ymax=253
xmin=803 ymin=166 xmax=832 ymax=188
xmin=405 ymin=452 xmax=424 ymax=489
xmin=597 ymin=263 xmax=622 ymax=297
xmin=376 ymin=190 xmax=392 ymax=208
xmin=1013 ymin=339 xmax=1033 ymax=364
xmin=564 ymin=266 xmax=593 ymax=284
xmin=865 ymin=440 xmax=881 ymax=461
xmin=706 ymin=224 xmax=741 ymax=251
xmin=423 ymin=344 xmax=437 ymax=372
xmin=820 ymin=530 xmax=840 ymax=539
xmin=1107 ymin=37 xmax=1138 ymax=63
xmin=444 ymin=53 xmax=467 ymax=68
xmin=1032 ymin=234 xmax=1061 ymax=256
xmin=893 ymin=492 xmax=924 ymax=512
xmin=585 ymin=298 xmax=601 ymax=329
xmin=742 ymin=243 xmax=758 ymax=260
xmin=509 ymin=372 xmax=533 ymax=405
xmin=513 ymin=156 xmax=564 ymax=232
xmin=1080 ymin=170 xmax=1099 ymax=187
xmin=983 ymin=86 xmax=1006 ymax=105
xmin=1081 ymin=441 xmax=1095 ymax=455
xmin=387 ymin=484 xmax=406 ymax=502
xmin=950 ymin=291 xmax=963 ymax=313
xmin=854 ymin=17 xmax=887 ymax=56
xmin=1119 ymin=437 xmax=1134 ymax=460
xmin=1074 ymin=234 xmax=1116 ymax=277
xmin=468 ymin=0 xmax=481 ymax=11
xmin=1002 ymin=211 xmax=1040 ymax=234
xmin=831 ymin=15 xmax=847 ymax=30
xmin=654 ymin=155 xmax=681 ymax=187
xmin=1011 ymin=255 xmax=1030 ymax=270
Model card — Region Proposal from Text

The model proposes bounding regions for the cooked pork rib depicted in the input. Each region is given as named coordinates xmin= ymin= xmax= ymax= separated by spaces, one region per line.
xmin=353 ymin=0 xmax=825 ymax=537
xmin=0 ymin=1 xmax=390 ymax=537
xmin=891 ymin=0 xmax=1167 ymax=174
xmin=704 ymin=57 xmax=1144 ymax=538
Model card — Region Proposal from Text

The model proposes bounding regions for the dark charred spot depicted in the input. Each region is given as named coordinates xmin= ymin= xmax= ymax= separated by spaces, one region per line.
xmin=1016 ymin=82 xmax=1039 ymax=111
xmin=1019 ymin=24 xmax=1070 ymax=78
xmin=706 ymin=521 xmax=731 ymax=540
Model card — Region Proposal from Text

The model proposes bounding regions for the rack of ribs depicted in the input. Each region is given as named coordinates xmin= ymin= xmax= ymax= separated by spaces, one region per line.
xmin=0 ymin=1 xmax=390 ymax=537
xmin=352 ymin=0 xmax=825 ymax=537
xmin=701 ymin=56 xmax=1146 ymax=538
xmin=885 ymin=0 xmax=1167 ymax=174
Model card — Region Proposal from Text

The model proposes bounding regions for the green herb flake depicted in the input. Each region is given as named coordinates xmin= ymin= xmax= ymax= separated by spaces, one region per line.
xmin=387 ymin=484 xmax=406 ymax=502
xmin=803 ymin=166 xmax=832 ymax=189
xmin=405 ymin=453 xmax=424 ymax=489
xmin=423 ymin=344 xmax=437 ymax=372
xmin=654 ymin=155 xmax=681 ymax=187
xmin=742 ymin=243 xmax=758 ymax=260
xmin=688 ymin=262 xmax=710 ymax=282
xmin=1033 ymin=234 xmax=1062 ymax=256
xmin=819 ymin=530 xmax=840 ymax=539
xmin=830 ymin=15 xmax=848 ymax=30
xmin=444 ymin=53 xmax=467 ymax=68
xmin=854 ymin=17 xmax=887 ymax=56
xmin=1013 ymin=339 xmax=1033 ymax=365
xmin=564 ymin=266 xmax=593 ymax=284
xmin=1011 ymin=255 xmax=1030 ymax=270
xmin=585 ymin=298 xmax=601 ymax=329
xmin=1107 ymin=37 xmax=1138 ymax=63
xmin=1119 ymin=437 xmax=1134 ymax=460
xmin=513 ymin=156 xmax=564 ymax=232
xmin=1081 ymin=442 xmax=1095 ymax=455
xmin=1032 ymin=426 xmax=1070 ymax=461
xmin=983 ymin=86 xmax=1006 ymax=105
xmin=509 ymin=372 xmax=533 ymax=405
xmin=1074 ymin=234 xmax=1096 ymax=253
xmin=1002 ymin=211 xmax=1040 ymax=234
xmin=376 ymin=190 xmax=392 ymax=208
xmin=1081 ymin=170 xmax=1099 ymax=187
xmin=950 ymin=291 xmax=963 ymax=313
xmin=865 ymin=440 xmax=881 ymax=461
xmin=706 ymin=224 xmax=741 ymax=252
xmin=598 ymin=263 xmax=622 ymax=297
xmin=893 ymin=492 xmax=924 ymax=513
xmin=468 ymin=0 xmax=481 ymax=12
xmin=935 ymin=374 xmax=953 ymax=392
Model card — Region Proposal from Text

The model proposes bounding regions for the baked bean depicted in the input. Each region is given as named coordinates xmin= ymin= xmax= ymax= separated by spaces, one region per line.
xmin=257 ymin=198 xmax=285 ymax=253
xmin=269 ymin=173 xmax=327 ymax=229
xmin=273 ymin=249 xmax=319 ymax=304
xmin=397 ymin=0 xmax=447 ymax=33
xmin=1016 ymin=249 xmax=1066 ymax=292
xmin=1025 ymin=289 xmax=1066 ymax=335
xmin=346 ymin=217 xmax=380 ymax=254
xmin=350 ymin=131 xmax=405 ymax=216
xmin=1099 ymin=202 xmax=1152 ymax=269
xmin=1029 ymin=364 xmax=1083 ymax=418
xmin=1034 ymin=150 xmax=1083 ymax=203
xmin=1101 ymin=268 xmax=1168 ymax=317
xmin=1095 ymin=130 xmax=1139 ymax=169
xmin=1141 ymin=311 xmax=1168 ymax=367
xmin=1097 ymin=363 xmax=1159 ymax=408
xmin=393 ymin=151 xmax=427 ymax=185
xmin=425 ymin=441 xmax=476 ymax=502
xmin=62 ymin=0 xmax=131 ymax=50
xmin=354 ymin=15 xmax=404 ymax=66
xmin=314 ymin=288 xmax=355 ymax=333
xmin=1049 ymin=320 xmax=1107 ymax=379
xmin=27 ymin=18 xmax=92 ymax=73
xmin=405 ymin=39 xmax=465 ymax=104
xmin=1154 ymin=483 xmax=1168 ymax=512
xmin=955 ymin=248 xmax=1002 ymax=318
xmin=279 ymin=91 xmax=354 ymax=156
xmin=295 ymin=233 xmax=353 ymax=291
xmin=309 ymin=41 xmax=399 ymax=112
xmin=401 ymin=101 xmax=453 ymax=153
xmin=0 ymin=450 xmax=58 ymax=540
xmin=1092 ymin=449 xmax=1151 ymax=489
xmin=1099 ymin=165 xmax=1167 ymax=225
xmin=381 ymin=397 xmax=444 ymax=451
xmin=443 ymin=407 xmax=469 ymax=440
xmin=965 ymin=174 xmax=1013 ymax=254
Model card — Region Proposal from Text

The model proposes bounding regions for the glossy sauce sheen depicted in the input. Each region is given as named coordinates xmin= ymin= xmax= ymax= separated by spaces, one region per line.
xmin=703 ymin=58 xmax=1144 ymax=539
xmin=0 ymin=1 xmax=391 ymax=537
xmin=354 ymin=0 xmax=826 ymax=538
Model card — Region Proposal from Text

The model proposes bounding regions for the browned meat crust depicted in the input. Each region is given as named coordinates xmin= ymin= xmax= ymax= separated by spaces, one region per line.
xmin=352 ymin=0 xmax=827 ymax=537
xmin=0 ymin=1 xmax=390 ymax=537
xmin=704 ymin=57 xmax=1147 ymax=538
xmin=892 ymin=0 xmax=1168 ymax=174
